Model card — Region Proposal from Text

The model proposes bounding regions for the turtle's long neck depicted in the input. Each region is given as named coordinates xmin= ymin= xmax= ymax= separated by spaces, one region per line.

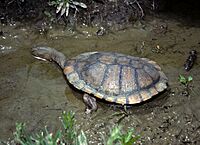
xmin=32 ymin=47 xmax=67 ymax=69
xmin=50 ymin=48 xmax=66 ymax=69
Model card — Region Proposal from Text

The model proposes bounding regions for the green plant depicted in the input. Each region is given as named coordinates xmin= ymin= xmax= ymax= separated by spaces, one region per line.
xmin=105 ymin=125 xmax=140 ymax=145
xmin=5 ymin=122 xmax=61 ymax=145
xmin=77 ymin=131 xmax=88 ymax=145
xmin=13 ymin=123 xmax=64 ymax=145
xmin=49 ymin=0 xmax=87 ymax=17
xmin=60 ymin=111 xmax=77 ymax=144
xmin=10 ymin=111 xmax=87 ymax=145
xmin=178 ymin=75 xmax=193 ymax=86
xmin=1 ymin=111 xmax=139 ymax=145
xmin=13 ymin=122 xmax=29 ymax=144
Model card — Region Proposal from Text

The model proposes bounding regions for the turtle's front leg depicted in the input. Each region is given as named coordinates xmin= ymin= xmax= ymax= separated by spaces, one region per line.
xmin=83 ymin=93 xmax=97 ymax=114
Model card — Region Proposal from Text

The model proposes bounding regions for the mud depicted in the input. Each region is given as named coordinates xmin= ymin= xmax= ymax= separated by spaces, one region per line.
xmin=0 ymin=14 xmax=200 ymax=144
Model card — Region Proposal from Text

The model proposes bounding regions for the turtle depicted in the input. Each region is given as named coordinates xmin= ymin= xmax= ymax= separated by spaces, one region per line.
xmin=32 ymin=47 xmax=168 ymax=113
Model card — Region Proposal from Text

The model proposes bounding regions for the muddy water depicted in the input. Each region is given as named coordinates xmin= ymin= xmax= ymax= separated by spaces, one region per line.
xmin=0 ymin=15 xmax=200 ymax=144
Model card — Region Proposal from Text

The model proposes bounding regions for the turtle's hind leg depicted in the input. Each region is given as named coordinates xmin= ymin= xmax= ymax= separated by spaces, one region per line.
xmin=83 ymin=94 xmax=97 ymax=114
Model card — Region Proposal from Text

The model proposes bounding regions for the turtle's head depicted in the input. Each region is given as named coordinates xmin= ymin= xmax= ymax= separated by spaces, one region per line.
xmin=31 ymin=47 xmax=54 ymax=61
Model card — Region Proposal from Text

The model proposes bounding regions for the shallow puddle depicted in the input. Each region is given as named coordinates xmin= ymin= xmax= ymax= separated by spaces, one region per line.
xmin=0 ymin=15 xmax=200 ymax=144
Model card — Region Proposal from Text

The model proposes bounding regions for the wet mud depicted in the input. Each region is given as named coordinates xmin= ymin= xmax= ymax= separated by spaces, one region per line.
xmin=0 ymin=15 xmax=200 ymax=144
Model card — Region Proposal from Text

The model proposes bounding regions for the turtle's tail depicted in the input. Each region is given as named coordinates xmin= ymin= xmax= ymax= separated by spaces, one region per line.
xmin=31 ymin=47 xmax=66 ymax=69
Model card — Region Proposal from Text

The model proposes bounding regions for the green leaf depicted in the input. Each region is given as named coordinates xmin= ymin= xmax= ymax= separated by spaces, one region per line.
xmin=13 ymin=123 xmax=28 ymax=145
xmin=118 ymin=128 xmax=140 ymax=145
xmin=65 ymin=2 xmax=70 ymax=17
xmin=44 ymin=11 xmax=52 ymax=17
xmin=125 ymin=135 xmax=140 ymax=145
xmin=0 ymin=141 xmax=8 ymax=145
xmin=188 ymin=76 xmax=193 ymax=82
xmin=77 ymin=130 xmax=88 ymax=145
xmin=60 ymin=111 xmax=76 ymax=144
xmin=72 ymin=1 xmax=87 ymax=8
xmin=178 ymin=75 xmax=187 ymax=84
xmin=124 ymin=130 xmax=133 ymax=143
xmin=60 ymin=3 xmax=67 ymax=16
xmin=53 ymin=130 xmax=62 ymax=143
xmin=49 ymin=1 xmax=59 ymax=6
xmin=107 ymin=126 xmax=121 ymax=145
xmin=56 ymin=2 xmax=64 ymax=13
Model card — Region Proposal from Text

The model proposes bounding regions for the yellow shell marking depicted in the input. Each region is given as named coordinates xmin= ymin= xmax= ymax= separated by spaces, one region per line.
xmin=128 ymin=93 xmax=141 ymax=104
xmin=64 ymin=66 xmax=74 ymax=74
xmin=140 ymin=90 xmax=151 ymax=101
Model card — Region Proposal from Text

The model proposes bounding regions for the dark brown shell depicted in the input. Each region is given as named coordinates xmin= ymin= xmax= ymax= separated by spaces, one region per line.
xmin=64 ymin=52 xmax=168 ymax=105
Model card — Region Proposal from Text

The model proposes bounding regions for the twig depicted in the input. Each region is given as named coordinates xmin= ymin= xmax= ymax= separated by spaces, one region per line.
xmin=7 ymin=0 xmax=15 ymax=5
xmin=134 ymin=0 xmax=144 ymax=18
xmin=126 ymin=0 xmax=145 ymax=18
